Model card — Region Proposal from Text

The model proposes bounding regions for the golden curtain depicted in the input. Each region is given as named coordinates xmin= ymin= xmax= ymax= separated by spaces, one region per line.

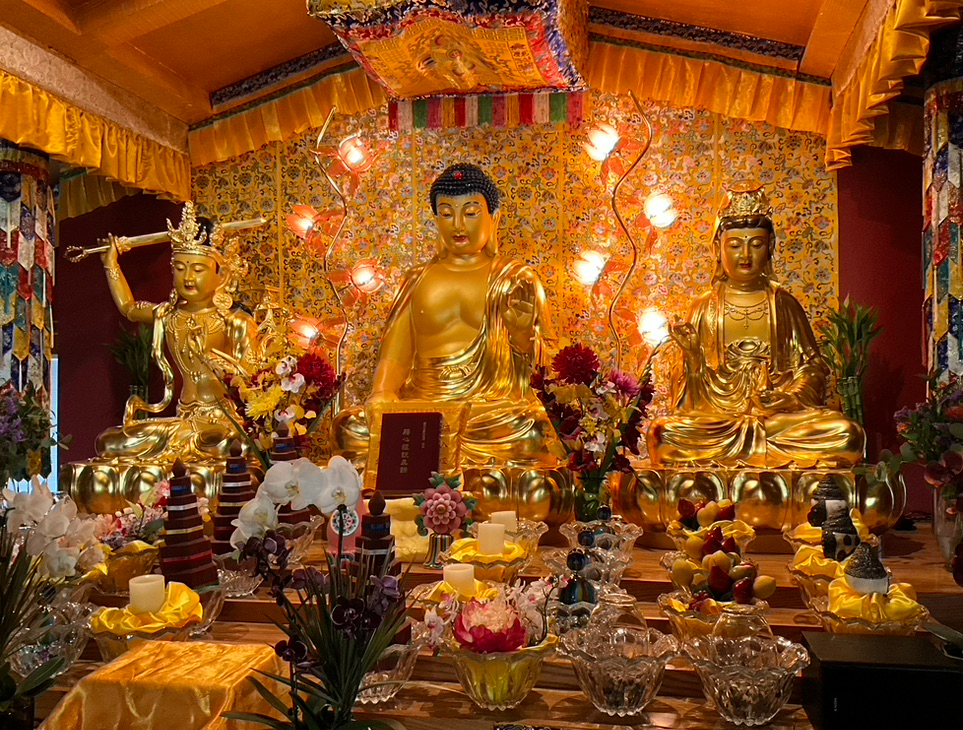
xmin=825 ymin=0 xmax=963 ymax=170
xmin=188 ymin=67 xmax=386 ymax=167
xmin=0 ymin=70 xmax=190 ymax=201
xmin=585 ymin=41 xmax=832 ymax=137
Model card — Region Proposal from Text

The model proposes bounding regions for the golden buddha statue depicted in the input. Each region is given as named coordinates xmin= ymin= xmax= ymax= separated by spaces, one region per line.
xmin=647 ymin=184 xmax=865 ymax=469
xmin=337 ymin=163 xmax=559 ymax=468
xmin=64 ymin=203 xmax=259 ymax=512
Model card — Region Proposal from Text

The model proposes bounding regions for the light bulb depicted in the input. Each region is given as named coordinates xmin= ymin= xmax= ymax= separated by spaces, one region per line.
xmin=583 ymin=123 xmax=620 ymax=162
xmin=573 ymin=250 xmax=608 ymax=286
xmin=638 ymin=308 xmax=670 ymax=348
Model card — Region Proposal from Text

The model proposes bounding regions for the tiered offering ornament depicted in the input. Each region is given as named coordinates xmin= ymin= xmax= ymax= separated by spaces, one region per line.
xmin=415 ymin=472 xmax=477 ymax=569
xmin=159 ymin=460 xmax=218 ymax=589
xmin=816 ymin=543 xmax=929 ymax=634
xmin=357 ymin=490 xmax=398 ymax=577
xmin=212 ymin=440 xmax=257 ymax=556
xmin=269 ymin=425 xmax=316 ymax=527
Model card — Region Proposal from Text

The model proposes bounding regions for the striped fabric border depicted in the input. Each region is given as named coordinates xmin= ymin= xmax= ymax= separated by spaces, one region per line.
xmin=388 ymin=92 xmax=585 ymax=131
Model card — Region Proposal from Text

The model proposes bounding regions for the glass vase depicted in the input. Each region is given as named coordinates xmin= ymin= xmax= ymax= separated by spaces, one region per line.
xmin=446 ymin=636 xmax=557 ymax=710
xmin=934 ymin=482 xmax=963 ymax=568
xmin=424 ymin=532 xmax=453 ymax=570
xmin=574 ymin=473 xmax=606 ymax=522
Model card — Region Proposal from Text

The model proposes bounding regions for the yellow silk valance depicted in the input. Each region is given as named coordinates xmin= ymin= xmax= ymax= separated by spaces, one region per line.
xmin=585 ymin=41 xmax=832 ymax=138
xmin=0 ymin=70 xmax=190 ymax=201
xmin=58 ymin=171 xmax=142 ymax=220
xmin=188 ymin=66 xmax=386 ymax=167
xmin=825 ymin=0 xmax=963 ymax=170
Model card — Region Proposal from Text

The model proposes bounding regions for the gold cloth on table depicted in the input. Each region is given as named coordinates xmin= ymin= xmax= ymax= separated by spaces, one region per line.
xmin=40 ymin=641 xmax=286 ymax=730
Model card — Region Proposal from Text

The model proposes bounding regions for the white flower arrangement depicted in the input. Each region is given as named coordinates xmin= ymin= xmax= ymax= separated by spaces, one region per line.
xmin=230 ymin=455 xmax=362 ymax=548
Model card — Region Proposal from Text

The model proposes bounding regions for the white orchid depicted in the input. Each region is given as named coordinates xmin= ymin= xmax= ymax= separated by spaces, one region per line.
xmin=230 ymin=491 xmax=280 ymax=548
xmin=280 ymin=372 xmax=305 ymax=394
xmin=313 ymin=455 xmax=362 ymax=516
xmin=260 ymin=457 xmax=326 ymax=511
xmin=275 ymin=355 xmax=298 ymax=377
xmin=2 ymin=478 xmax=55 ymax=530
xmin=274 ymin=406 xmax=297 ymax=425
xmin=39 ymin=542 xmax=79 ymax=580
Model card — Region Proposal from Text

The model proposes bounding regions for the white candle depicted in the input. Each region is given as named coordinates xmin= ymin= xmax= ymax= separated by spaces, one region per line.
xmin=489 ymin=511 xmax=518 ymax=532
xmin=129 ymin=574 xmax=166 ymax=614
xmin=477 ymin=522 xmax=506 ymax=555
xmin=443 ymin=564 xmax=475 ymax=598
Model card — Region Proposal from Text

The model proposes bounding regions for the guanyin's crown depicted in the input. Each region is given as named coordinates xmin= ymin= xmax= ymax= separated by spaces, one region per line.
xmin=167 ymin=202 xmax=225 ymax=261
xmin=717 ymin=182 xmax=772 ymax=220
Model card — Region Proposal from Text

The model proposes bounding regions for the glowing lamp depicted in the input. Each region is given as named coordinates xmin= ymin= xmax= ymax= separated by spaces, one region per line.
xmin=583 ymin=123 xmax=620 ymax=162
xmin=290 ymin=316 xmax=322 ymax=349
xmin=643 ymin=192 xmax=678 ymax=230
xmin=349 ymin=261 xmax=384 ymax=294
xmin=337 ymin=135 xmax=375 ymax=173
xmin=573 ymin=250 xmax=608 ymax=286
xmin=638 ymin=308 xmax=670 ymax=348
xmin=286 ymin=205 xmax=318 ymax=239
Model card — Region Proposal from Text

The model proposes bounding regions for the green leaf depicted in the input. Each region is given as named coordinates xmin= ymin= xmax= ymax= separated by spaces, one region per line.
xmin=246 ymin=676 xmax=292 ymax=718
xmin=16 ymin=657 xmax=66 ymax=697
xmin=899 ymin=443 xmax=917 ymax=462
xmin=950 ymin=423 xmax=963 ymax=439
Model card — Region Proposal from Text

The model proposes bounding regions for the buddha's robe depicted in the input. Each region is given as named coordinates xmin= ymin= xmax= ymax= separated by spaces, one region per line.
xmin=648 ymin=281 xmax=865 ymax=468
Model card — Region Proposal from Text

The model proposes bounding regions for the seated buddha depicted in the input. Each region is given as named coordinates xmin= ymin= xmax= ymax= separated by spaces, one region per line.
xmin=647 ymin=184 xmax=864 ymax=469
xmin=64 ymin=203 xmax=258 ymax=511
xmin=336 ymin=163 xmax=559 ymax=467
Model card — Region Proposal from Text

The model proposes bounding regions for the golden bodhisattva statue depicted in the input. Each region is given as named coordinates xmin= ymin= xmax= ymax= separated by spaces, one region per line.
xmin=337 ymin=163 xmax=559 ymax=467
xmin=647 ymin=185 xmax=865 ymax=468
xmin=65 ymin=203 xmax=259 ymax=511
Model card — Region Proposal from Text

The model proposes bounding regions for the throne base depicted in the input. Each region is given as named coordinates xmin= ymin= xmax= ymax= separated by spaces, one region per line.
xmin=611 ymin=465 xmax=906 ymax=540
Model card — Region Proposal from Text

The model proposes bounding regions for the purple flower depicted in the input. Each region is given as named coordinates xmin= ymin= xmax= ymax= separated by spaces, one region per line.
xmin=275 ymin=638 xmax=309 ymax=664
xmin=368 ymin=574 xmax=401 ymax=617
xmin=608 ymin=371 xmax=640 ymax=399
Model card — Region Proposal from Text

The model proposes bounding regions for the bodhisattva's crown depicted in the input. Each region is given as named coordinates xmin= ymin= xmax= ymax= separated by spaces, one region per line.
xmin=168 ymin=202 xmax=225 ymax=261
xmin=717 ymin=182 xmax=772 ymax=220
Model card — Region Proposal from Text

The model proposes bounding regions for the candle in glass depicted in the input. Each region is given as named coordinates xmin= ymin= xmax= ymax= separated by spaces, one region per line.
xmin=489 ymin=511 xmax=518 ymax=532
xmin=443 ymin=564 xmax=475 ymax=598
xmin=477 ymin=522 xmax=506 ymax=555
xmin=129 ymin=574 xmax=166 ymax=614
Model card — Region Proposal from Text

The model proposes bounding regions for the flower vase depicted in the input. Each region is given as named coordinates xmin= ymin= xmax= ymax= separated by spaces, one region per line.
xmin=574 ymin=473 xmax=606 ymax=522
xmin=934 ymin=482 xmax=963 ymax=568
xmin=446 ymin=636 xmax=557 ymax=710
xmin=424 ymin=532 xmax=453 ymax=569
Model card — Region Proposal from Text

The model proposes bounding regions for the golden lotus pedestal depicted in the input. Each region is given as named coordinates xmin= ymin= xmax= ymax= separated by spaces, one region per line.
xmin=461 ymin=463 xmax=576 ymax=529
xmin=611 ymin=464 xmax=906 ymax=550
xmin=62 ymin=459 xmax=230 ymax=514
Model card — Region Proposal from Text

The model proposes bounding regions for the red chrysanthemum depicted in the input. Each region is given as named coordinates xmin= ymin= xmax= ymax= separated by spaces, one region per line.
xmin=296 ymin=352 xmax=338 ymax=397
xmin=552 ymin=344 xmax=600 ymax=385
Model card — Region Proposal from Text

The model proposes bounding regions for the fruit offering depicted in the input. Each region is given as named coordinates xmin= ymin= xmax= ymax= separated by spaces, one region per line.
xmin=666 ymin=500 xmax=756 ymax=558
xmin=669 ymin=548 xmax=777 ymax=613
xmin=677 ymin=498 xmax=737 ymax=530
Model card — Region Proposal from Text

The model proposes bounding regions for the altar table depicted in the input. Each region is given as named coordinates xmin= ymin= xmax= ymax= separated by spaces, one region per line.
xmin=40 ymin=641 xmax=286 ymax=730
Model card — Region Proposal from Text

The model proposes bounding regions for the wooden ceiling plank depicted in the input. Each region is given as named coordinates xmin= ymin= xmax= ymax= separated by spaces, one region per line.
xmin=799 ymin=0 xmax=871 ymax=78
xmin=77 ymin=0 xmax=232 ymax=45
xmin=19 ymin=0 xmax=81 ymax=33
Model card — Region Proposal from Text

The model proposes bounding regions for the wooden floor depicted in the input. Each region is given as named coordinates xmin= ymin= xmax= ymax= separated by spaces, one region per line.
xmin=36 ymin=524 xmax=963 ymax=729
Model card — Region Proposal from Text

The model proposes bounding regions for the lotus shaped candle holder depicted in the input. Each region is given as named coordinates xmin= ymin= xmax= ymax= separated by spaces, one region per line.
xmin=811 ymin=595 xmax=931 ymax=636
xmin=213 ymin=553 xmax=263 ymax=598
xmin=685 ymin=633 xmax=809 ymax=726
xmin=440 ymin=538 xmax=529 ymax=584
xmin=469 ymin=518 xmax=547 ymax=570
xmin=444 ymin=635 xmax=557 ymax=710
xmin=358 ymin=635 xmax=424 ymax=704
xmin=657 ymin=590 xmax=770 ymax=642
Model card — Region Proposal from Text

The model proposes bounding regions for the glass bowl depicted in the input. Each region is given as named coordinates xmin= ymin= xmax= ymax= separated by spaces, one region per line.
xmin=469 ymin=519 xmax=547 ymax=571
xmin=543 ymin=546 xmax=629 ymax=586
xmin=657 ymin=590 xmax=769 ymax=642
xmin=444 ymin=635 xmax=557 ymax=710
xmin=213 ymin=553 xmax=263 ymax=598
xmin=686 ymin=633 xmax=810 ymax=727
xmin=276 ymin=515 xmax=323 ymax=564
xmin=358 ymin=637 xmax=423 ymax=704
xmin=189 ymin=582 xmax=228 ymax=636
xmin=440 ymin=539 xmax=529 ymax=584
xmin=11 ymin=616 xmax=91 ymax=678
xmin=559 ymin=517 xmax=642 ymax=558
xmin=93 ymin=625 xmax=196 ymax=662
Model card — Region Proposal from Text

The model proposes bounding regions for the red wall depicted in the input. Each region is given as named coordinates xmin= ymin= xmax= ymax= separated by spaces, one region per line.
xmin=836 ymin=146 xmax=929 ymax=513
xmin=56 ymin=194 xmax=181 ymax=461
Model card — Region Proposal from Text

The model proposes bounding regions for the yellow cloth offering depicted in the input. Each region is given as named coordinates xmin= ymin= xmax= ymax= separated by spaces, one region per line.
xmin=90 ymin=581 xmax=203 ymax=636
xmin=448 ymin=537 xmax=526 ymax=565
xmin=827 ymin=578 xmax=926 ymax=624
xmin=790 ymin=546 xmax=845 ymax=581
xmin=666 ymin=518 xmax=756 ymax=545
xmin=40 ymin=641 xmax=286 ymax=730
xmin=420 ymin=579 xmax=499 ymax=604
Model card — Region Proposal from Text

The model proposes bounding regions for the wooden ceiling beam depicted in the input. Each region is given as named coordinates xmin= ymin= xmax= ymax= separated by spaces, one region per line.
xmin=798 ymin=0 xmax=870 ymax=78
xmin=19 ymin=0 xmax=81 ymax=34
xmin=76 ymin=0 xmax=232 ymax=45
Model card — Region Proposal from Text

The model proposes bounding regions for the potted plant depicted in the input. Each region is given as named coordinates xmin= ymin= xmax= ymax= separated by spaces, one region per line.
xmin=816 ymin=297 xmax=882 ymax=425
xmin=107 ymin=324 xmax=153 ymax=401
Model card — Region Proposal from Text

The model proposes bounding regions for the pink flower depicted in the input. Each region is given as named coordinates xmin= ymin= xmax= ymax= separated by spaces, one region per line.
xmin=453 ymin=599 xmax=527 ymax=653
xmin=607 ymin=370 xmax=640 ymax=399
xmin=420 ymin=484 xmax=468 ymax=535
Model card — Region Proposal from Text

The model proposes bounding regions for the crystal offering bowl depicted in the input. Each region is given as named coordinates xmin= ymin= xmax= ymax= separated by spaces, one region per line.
xmin=562 ymin=594 xmax=678 ymax=717
xmin=657 ymin=590 xmax=770 ymax=641
xmin=358 ymin=636 xmax=423 ymax=704
xmin=686 ymin=633 xmax=810 ymax=727
xmin=213 ymin=553 xmax=263 ymax=598
xmin=469 ymin=518 xmax=547 ymax=571
xmin=445 ymin=635 xmax=557 ymax=710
